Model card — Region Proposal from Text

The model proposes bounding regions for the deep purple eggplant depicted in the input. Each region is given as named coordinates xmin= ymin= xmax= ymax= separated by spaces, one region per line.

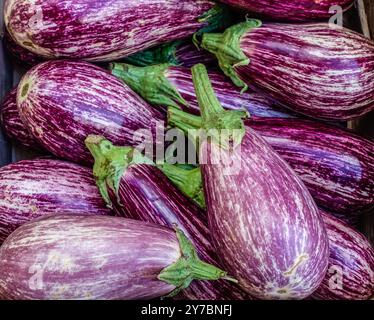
xmin=201 ymin=21 xmax=374 ymax=120
xmin=191 ymin=64 xmax=329 ymax=300
xmin=4 ymin=0 xmax=229 ymax=62
xmin=111 ymin=63 xmax=296 ymax=119
xmin=0 ymin=215 xmax=231 ymax=300
xmin=0 ymin=88 xmax=42 ymax=150
xmin=0 ymin=159 xmax=111 ymax=243
xmin=85 ymin=135 xmax=249 ymax=300
xmin=16 ymin=60 xmax=164 ymax=164
xmin=217 ymin=0 xmax=354 ymax=21
xmin=312 ymin=211 xmax=374 ymax=300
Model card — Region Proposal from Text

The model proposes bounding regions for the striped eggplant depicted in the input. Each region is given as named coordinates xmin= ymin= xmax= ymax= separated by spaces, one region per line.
xmin=201 ymin=21 xmax=374 ymax=120
xmin=85 ymin=135 xmax=249 ymax=300
xmin=17 ymin=60 xmax=164 ymax=164
xmin=4 ymin=0 xmax=231 ymax=62
xmin=217 ymin=0 xmax=354 ymax=21
xmin=312 ymin=211 xmax=374 ymax=300
xmin=191 ymin=64 xmax=329 ymax=299
xmin=0 ymin=215 xmax=232 ymax=300
xmin=111 ymin=63 xmax=295 ymax=119
xmin=0 ymin=88 xmax=42 ymax=150
xmin=0 ymin=159 xmax=111 ymax=243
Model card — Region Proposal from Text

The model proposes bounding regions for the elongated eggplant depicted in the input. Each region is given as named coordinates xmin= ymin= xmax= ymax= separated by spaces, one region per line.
xmin=17 ymin=60 xmax=164 ymax=164
xmin=218 ymin=0 xmax=354 ymax=21
xmin=0 ymin=159 xmax=111 ymax=243
xmin=0 ymin=88 xmax=42 ymax=150
xmin=4 ymin=0 xmax=230 ymax=61
xmin=201 ymin=21 xmax=374 ymax=120
xmin=191 ymin=64 xmax=329 ymax=299
xmin=85 ymin=136 xmax=249 ymax=300
xmin=111 ymin=63 xmax=295 ymax=119
xmin=0 ymin=215 xmax=232 ymax=300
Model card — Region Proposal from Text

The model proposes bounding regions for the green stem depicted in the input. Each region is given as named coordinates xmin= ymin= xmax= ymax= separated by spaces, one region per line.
xmin=167 ymin=106 xmax=202 ymax=133
xmin=159 ymin=226 xmax=236 ymax=297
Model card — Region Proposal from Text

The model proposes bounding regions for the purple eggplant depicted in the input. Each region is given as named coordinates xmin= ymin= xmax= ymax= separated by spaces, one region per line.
xmin=85 ymin=136 xmax=248 ymax=300
xmin=0 ymin=159 xmax=111 ymax=243
xmin=201 ymin=21 xmax=374 ymax=120
xmin=111 ymin=63 xmax=295 ymax=119
xmin=17 ymin=60 xmax=164 ymax=165
xmin=218 ymin=0 xmax=354 ymax=21
xmin=312 ymin=211 xmax=374 ymax=300
xmin=191 ymin=64 xmax=329 ymax=299
xmin=4 ymin=0 xmax=229 ymax=62
xmin=0 ymin=88 xmax=42 ymax=150
xmin=0 ymin=215 xmax=231 ymax=300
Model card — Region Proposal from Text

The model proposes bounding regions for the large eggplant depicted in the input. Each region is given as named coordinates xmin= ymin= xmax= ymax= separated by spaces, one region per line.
xmin=0 ymin=215 xmax=231 ymax=300
xmin=4 ymin=0 xmax=230 ymax=61
xmin=0 ymin=159 xmax=111 ymax=243
xmin=17 ymin=60 xmax=164 ymax=164
xmin=0 ymin=88 xmax=42 ymax=150
xmin=201 ymin=21 xmax=374 ymax=120
xmin=191 ymin=64 xmax=329 ymax=299
xmin=217 ymin=0 xmax=354 ymax=21
xmin=85 ymin=136 xmax=248 ymax=300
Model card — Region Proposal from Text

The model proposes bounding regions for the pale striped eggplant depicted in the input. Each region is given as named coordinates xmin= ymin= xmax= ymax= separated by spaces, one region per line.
xmin=0 ymin=88 xmax=42 ymax=150
xmin=17 ymin=60 xmax=164 ymax=164
xmin=192 ymin=64 xmax=329 ymax=300
xmin=217 ymin=0 xmax=354 ymax=21
xmin=0 ymin=215 xmax=232 ymax=300
xmin=0 ymin=159 xmax=111 ymax=243
xmin=201 ymin=21 xmax=374 ymax=120
xmin=312 ymin=211 xmax=374 ymax=300
xmin=111 ymin=63 xmax=295 ymax=119
xmin=4 ymin=0 xmax=230 ymax=62
xmin=85 ymin=135 xmax=249 ymax=300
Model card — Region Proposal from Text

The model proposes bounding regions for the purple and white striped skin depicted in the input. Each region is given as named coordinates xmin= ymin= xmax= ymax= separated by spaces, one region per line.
xmin=174 ymin=42 xmax=218 ymax=69
xmin=85 ymin=137 xmax=250 ymax=300
xmin=217 ymin=0 xmax=354 ymax=21
xmin=201 ymin=21 xmax=374 ymax=120
xmin=0 ymin=159 xmax=111 ymax=243
xmin=0 ymin=88 xmax=42 ymax=150
xmin=0 ymin=215 xmax=227 ymax=300
xmin=248 ymin=118 xmax=374 ymax=216
xmin=4 ymin=0 xmax=222 ymax=62
xmin=192 ymin=64 xmax=329 ymax=299
xmin=312 ymin=211 xmax=374 ymax=300
xmin=17 ymin=60 xmax=164 ymax=165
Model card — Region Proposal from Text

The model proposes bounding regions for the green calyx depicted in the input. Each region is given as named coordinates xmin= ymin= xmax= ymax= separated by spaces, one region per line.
xmin=111 ymin=63 xmax=188 ymax=110
xmin=201 ymin=19 xmax=262 ymax=92
xmin=85 ymin=135 xmax=153 ymax=208
xmin=159 ymin=226 xmax=237 ymax=297
xmin=159 ymin=163 xmax=206 ymax=209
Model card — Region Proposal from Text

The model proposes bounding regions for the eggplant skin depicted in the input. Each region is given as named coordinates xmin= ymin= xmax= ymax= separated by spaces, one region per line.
xmin=313 ymin=212 xmax=374 ymax=300
xmin=4 ymin=0 xmax=215 ymax=61
xmin=0 ymin=215 xmax=179 ymax=300
xmin=237 ymin=23 xmax=374 ymax=120
xmin=0 ymin=159 xmax=111 ymax=243
xmin=201 ymin=128 xmax=329 ymax=300
xmin=0 ymin=88 xmax=42 ymax=150
xmin=248 ymin=118 xmax=374 ymax=215
xmin=17 ymin=60 xmax=164 ymax=165
xmin=218 ymin=0 xmax=354 ymax=21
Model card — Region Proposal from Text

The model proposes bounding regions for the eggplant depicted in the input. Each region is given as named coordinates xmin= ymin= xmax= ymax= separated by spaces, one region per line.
xmin=0 ymin=159 xmax=111 ymax=243
xmin=4 ymin=0 xmax=230 ymax=62
xmin=17 ymin=60 xmax=164 ymax=164
xmin=201 ymin=21 xmax=374 ymax=120
xmin=217 ymin=0 xmax=354 ymax=21
xmin=85 ymin=135 xmax=249 ymax=300
xmin=111 ymin=63 xmax=296 ymax=119
xmin=190 ymin=64 xmax=329 ymax=299
xmin=0 ymin=88 xmax=42 ymax=150
xmin=0 ymin=215 xmax=232 ymax=300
